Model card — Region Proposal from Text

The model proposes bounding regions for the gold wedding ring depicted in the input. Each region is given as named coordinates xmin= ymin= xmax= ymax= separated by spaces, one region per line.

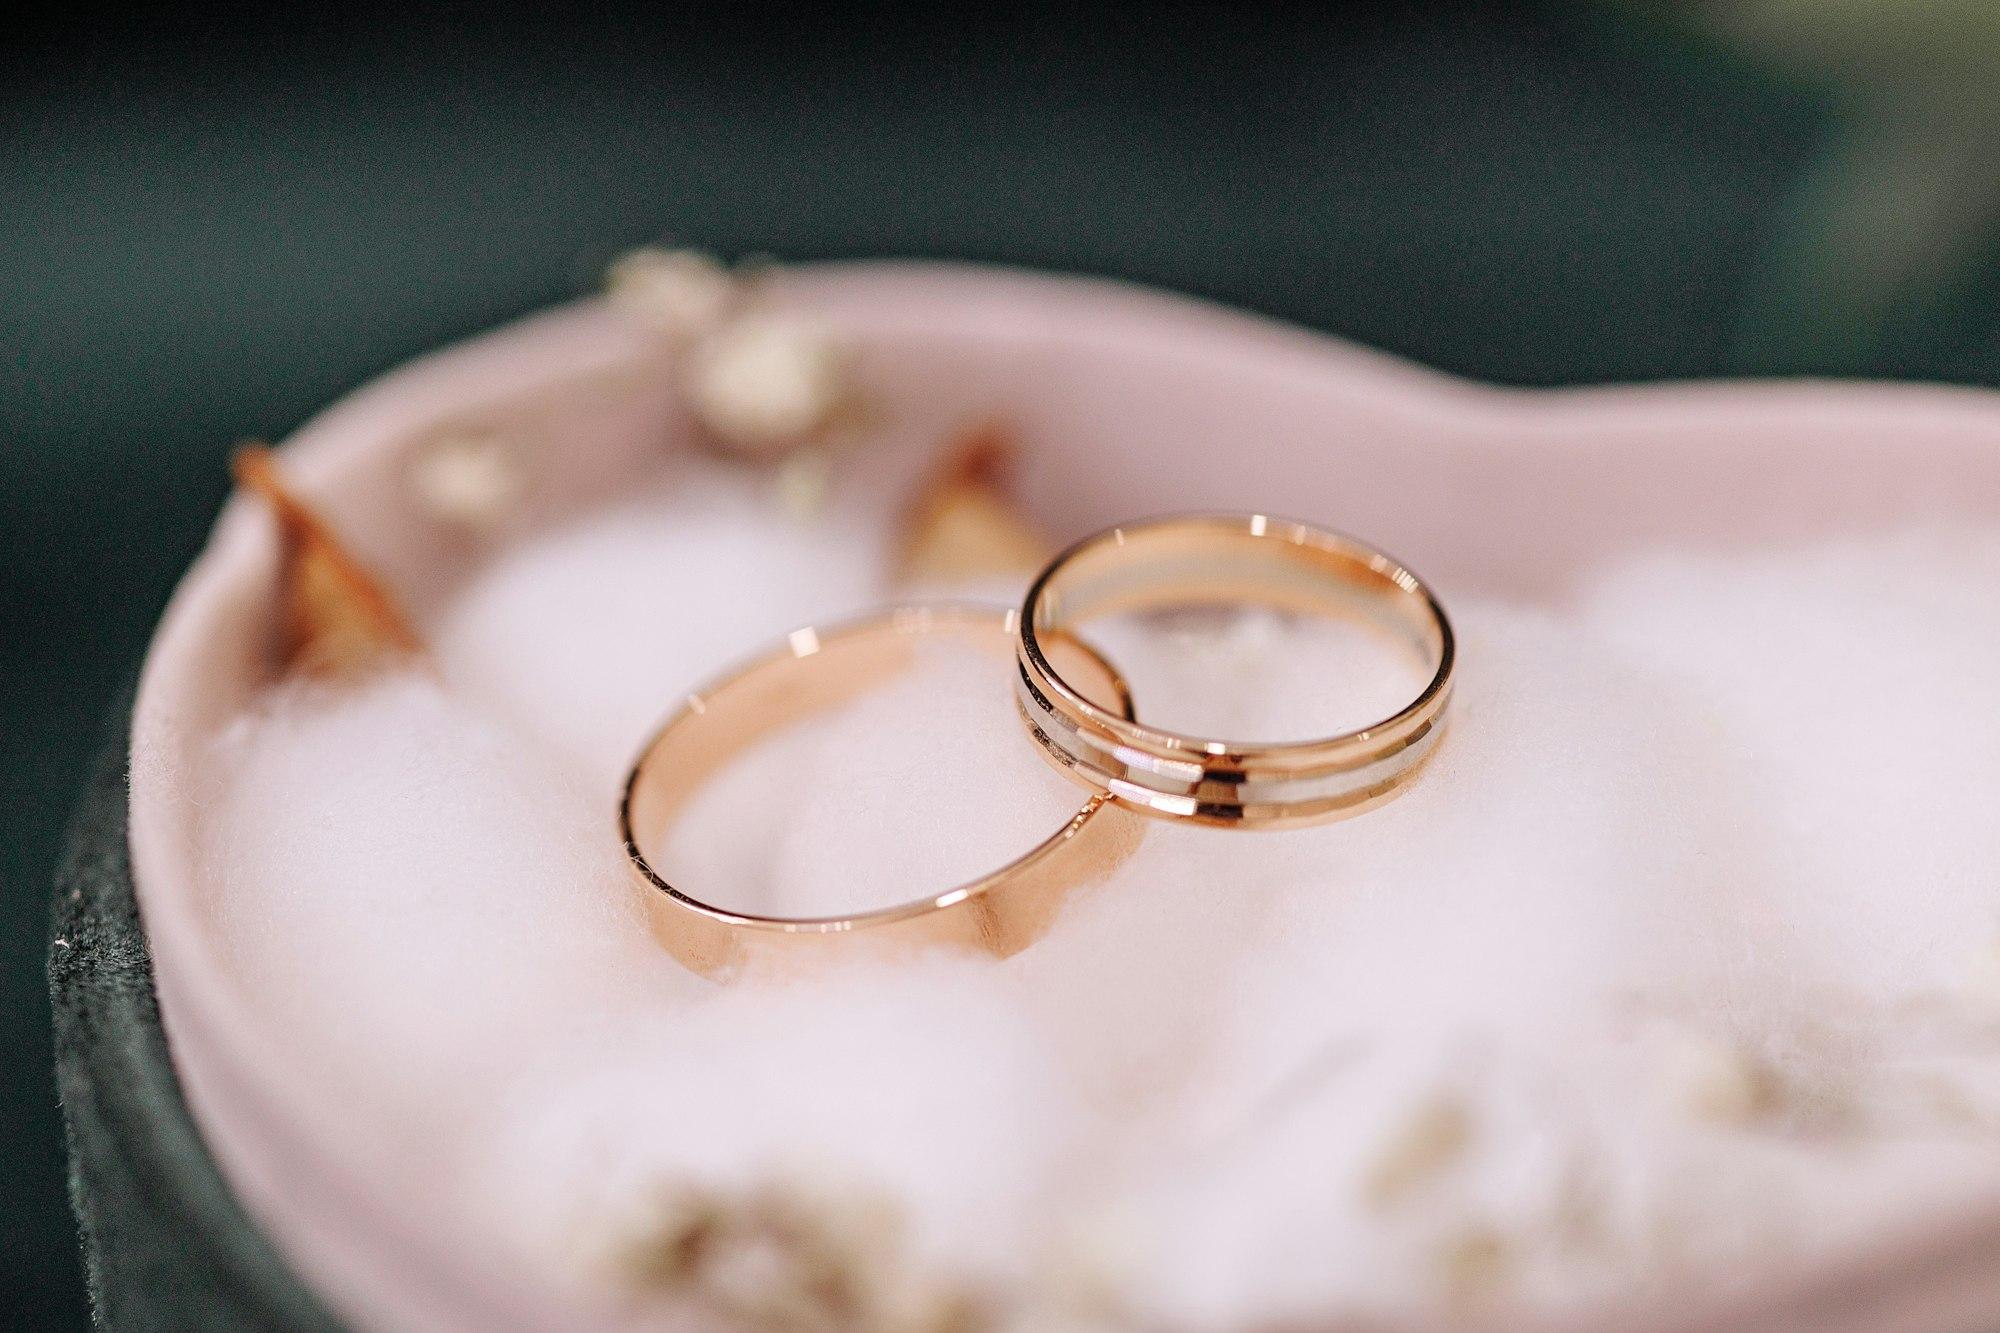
xmin=1016 ymin=514 xmax=1453 ymax=829
xmin=622 ymin=603 xmax=1143 ymax=979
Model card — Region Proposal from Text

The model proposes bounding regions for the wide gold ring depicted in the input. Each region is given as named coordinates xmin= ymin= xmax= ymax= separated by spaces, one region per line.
xmin=622 ymin=603 xmax=1144 ymax=979
xmin=1015 ymin=514 xmax=1454 ymax=829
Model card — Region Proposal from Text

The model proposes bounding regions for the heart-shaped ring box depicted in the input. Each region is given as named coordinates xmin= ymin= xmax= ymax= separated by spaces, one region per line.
xmin=92 ymin=264 xmax=2000 ymax=1331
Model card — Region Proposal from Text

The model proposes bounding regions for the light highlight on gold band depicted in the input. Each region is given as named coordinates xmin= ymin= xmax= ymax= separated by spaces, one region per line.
xmin=622 ymin=603 xmax=1143 ymax=979
xmin=1016 ymin=514 xmax=1454 ymax=829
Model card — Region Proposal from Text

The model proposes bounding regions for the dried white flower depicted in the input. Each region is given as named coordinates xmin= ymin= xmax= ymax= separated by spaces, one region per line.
xmin=605 ymin=247 xmax=738 ymax=342
xmin=407 ymin=431 xmax=526 ymax=533
xmin=601 ymin=246 xmax=858 ymax=466
xmin=775 ymin=446 xmax=835 ymax=521
xmin=1362 ymin=1093 xmax=1473 ymax=1212
xmin=1664 ymin=1033 xmax=1784 ymax=1124
xmin=687 ymin=313 xmax=847 ymax=457
xmin=609 ymin=1173 xmax=990 ymax=1333
xmin=1437 ymin=1224 xmax=1509 ymax=1305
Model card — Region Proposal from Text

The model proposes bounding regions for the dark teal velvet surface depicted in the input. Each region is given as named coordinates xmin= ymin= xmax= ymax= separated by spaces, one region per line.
xmin=52 ymin=705 xmax=341 ymax=1332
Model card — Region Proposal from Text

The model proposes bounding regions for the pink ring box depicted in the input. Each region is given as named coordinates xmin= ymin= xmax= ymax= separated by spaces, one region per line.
xmin=131 ymin=263 xmax=2000 ymax=1331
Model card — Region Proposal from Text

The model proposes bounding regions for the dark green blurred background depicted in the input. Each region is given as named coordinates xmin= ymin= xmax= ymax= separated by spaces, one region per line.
xmin=9 ymin=4 xmax=2000 ymax=1326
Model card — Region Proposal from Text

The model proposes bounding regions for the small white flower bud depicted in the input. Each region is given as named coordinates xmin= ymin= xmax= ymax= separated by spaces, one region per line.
xmin=1664 ymin=1033 xmax=1783 ymax=1124
xmin=604 ymin=247 xmax=737 ymax=341
xmin=408 ymin=432 xmax=525 ymax=532
xmin=687 ymin=314 xmax=846 ymax=456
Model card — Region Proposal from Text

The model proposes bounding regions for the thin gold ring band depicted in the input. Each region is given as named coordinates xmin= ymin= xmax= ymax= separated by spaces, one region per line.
xmin=1015 ymin=514 xmax=1454 ymax=829
xmin=622 ymin=602 xmax=1144 ymax=979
